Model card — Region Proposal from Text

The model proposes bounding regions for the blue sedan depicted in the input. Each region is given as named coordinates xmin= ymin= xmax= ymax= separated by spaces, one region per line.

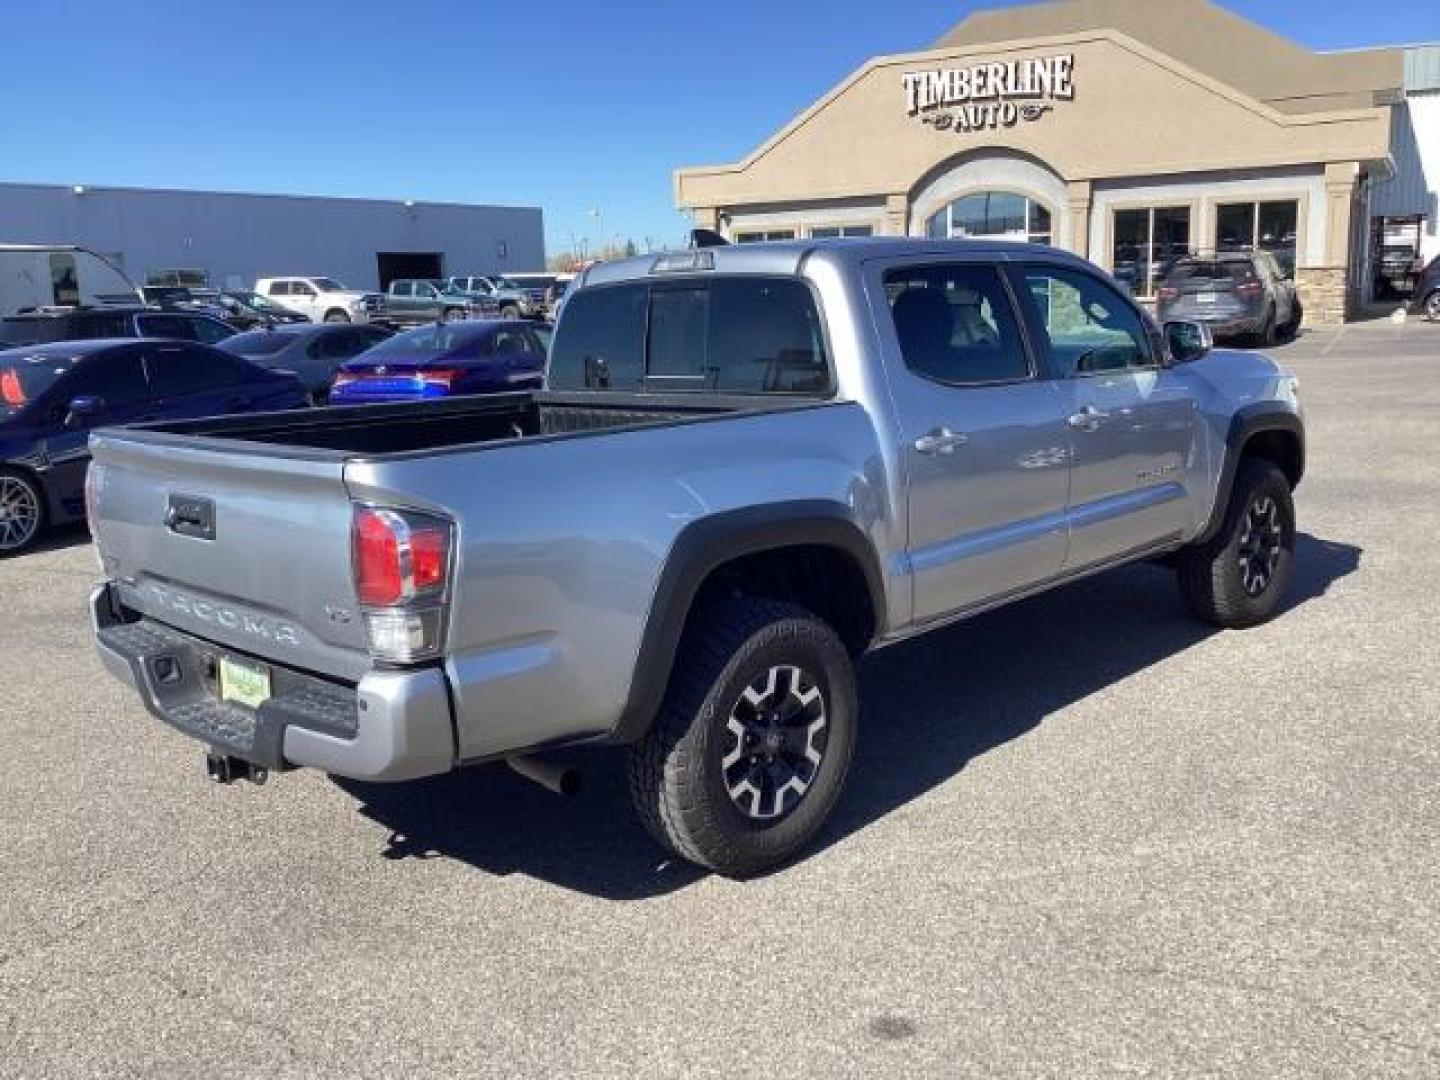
xmin=0 ymin=338 xmax=309 ymax=555
xmin=328 ymin=320 xmax=548 ymax=405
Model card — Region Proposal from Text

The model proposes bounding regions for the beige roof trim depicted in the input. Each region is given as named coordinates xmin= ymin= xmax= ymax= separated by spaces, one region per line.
xmin=674 ymin=27 xmax=1386 ymax=198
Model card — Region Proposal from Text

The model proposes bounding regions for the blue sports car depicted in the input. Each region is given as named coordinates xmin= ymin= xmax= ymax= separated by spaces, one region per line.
xmin=328 ymin=320 xmax=548 ymax=405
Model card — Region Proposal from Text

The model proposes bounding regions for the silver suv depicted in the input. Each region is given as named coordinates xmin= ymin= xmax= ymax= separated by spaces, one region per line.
xmin=1156 ymin=251 xmax=1302 ymax=345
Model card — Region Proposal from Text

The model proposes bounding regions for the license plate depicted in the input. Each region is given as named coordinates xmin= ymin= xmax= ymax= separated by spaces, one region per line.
xmin=1195 ymin=292 xmax=1217 ymax=304
xmin=219 ymin=655 xmax=272 ymax=710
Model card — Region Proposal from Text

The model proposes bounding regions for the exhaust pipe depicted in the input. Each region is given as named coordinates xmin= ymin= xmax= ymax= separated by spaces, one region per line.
xmin=506 ymin=754 xmax=582 ymax=797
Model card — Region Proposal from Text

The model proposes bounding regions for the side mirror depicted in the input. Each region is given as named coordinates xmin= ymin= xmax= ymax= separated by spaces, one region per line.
xmin=1164 ymin=320 xmax=1213 ymax=365
xmin=65 ymin=395 xmax=105 ymax=428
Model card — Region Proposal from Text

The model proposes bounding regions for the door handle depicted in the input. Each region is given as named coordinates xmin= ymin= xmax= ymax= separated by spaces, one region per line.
xmin=913 ymin=427 xmax=970 ymax=455
xmin=1067 ymin=405 xmax=1108 ymax=432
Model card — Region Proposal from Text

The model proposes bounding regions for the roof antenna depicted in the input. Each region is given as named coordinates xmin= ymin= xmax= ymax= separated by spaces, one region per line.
xmin=690 ymin=228 xmax=729 ymax=249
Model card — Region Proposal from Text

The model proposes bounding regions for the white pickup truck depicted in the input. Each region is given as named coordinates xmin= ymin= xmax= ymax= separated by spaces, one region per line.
xmin=254 ymin=276 xmax=387 ymax=325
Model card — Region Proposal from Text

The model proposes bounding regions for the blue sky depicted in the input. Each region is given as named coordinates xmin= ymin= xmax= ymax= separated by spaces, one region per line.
xmin=4 ymin=1 xmax=1436 ymax=257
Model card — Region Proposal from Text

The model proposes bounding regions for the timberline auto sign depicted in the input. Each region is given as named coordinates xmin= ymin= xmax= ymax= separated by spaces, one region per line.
xmin=903 ymin=54 xmax=1075 ymax=133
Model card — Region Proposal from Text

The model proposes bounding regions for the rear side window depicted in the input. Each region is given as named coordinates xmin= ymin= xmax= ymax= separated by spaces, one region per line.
xmin=1166 ymin=261 xmax=1255 ymax=283
xmin=548 ymin=283 xmax=647 ymax=390
xmin=225 ymin=330 xmax=292 ymax=356
xmin=884 ymin=265 xmax=1028 ymax=385
xmin=147 ymin=345 xmax=248 ymax=396
xmin=548 ymin=277 xmax=829 ymax=395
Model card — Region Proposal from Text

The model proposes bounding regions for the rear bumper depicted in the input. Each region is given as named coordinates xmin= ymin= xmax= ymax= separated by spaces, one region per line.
xmin=1161 ymin=310 xmax=1266 ymax=338
xmin=90 ymin=584 xmax=455 ymax=782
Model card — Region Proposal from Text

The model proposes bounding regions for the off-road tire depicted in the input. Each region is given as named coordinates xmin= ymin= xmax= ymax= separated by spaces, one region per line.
xmin=323 ymin=309 xmax=351 ymax=323
xmin=1280 ymin=299 xmax=1303 ymax=339
xmin=1178 ymin=459 xmax=1295 ymax=629
xmin=0 ymin=468 xmax=47 ymax=557
xmin=1258 ymin=306 xmax=1279 ymax=347
xmin=628 ymin=598 xmax=857 ymax=878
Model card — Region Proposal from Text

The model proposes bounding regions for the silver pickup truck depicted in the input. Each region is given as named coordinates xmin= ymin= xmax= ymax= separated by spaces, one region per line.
xmin=87 ymin=240 xmax=1304 ymax=876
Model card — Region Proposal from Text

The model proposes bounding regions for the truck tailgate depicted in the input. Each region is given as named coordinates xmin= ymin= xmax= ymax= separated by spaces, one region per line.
xmin=88 ymin=432 xmax=371 ymax=682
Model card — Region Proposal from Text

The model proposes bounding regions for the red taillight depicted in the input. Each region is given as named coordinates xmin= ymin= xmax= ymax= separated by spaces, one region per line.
xmin=352 ymin=507 xmax=451 ymax=607
xmin=1236 ymin=280 xmax=1263 ymax=297
xmin=0 ymin=368 xmax=25 ymax=406
xmin=355 ymin=509 xmax=404 ymax=605
xmin=1157 ymin=287 xmax=1179 ymax=303
xmin=352 ymin=507 xmax=454 ymax=663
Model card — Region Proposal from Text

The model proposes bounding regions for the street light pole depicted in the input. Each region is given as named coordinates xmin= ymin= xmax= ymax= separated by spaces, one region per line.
xmin=587 ymin=208 xmax=603 ymax=257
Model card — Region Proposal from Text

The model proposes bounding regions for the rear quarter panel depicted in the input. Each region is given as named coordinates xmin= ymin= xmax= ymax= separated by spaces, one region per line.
xmin=344 ymin=402 xmax=898 ymax=759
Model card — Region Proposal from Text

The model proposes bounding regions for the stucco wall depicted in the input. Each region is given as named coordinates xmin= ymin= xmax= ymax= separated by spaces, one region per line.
xmin=0 ymin=184 xmax=545 ymax=291
xmin=676 ymin=30 xmax=1392 ymax=210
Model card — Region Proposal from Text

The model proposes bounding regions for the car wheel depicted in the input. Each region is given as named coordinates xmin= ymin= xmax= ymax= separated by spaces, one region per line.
xmin=1281 ymin=299 xmax=1304 ymax=339
xmin=324 ymin=309 xmax=351 ymax=323
xmin=0 ymin=469 xmax=47 ymax=557
xmin=1177 ymin=459 xmax=1295 ymax=629
xmin=628 ymin=598 xmax=857 ymax=878
xmin=1258 ymin=306 xmax=1278 ymax=347
xmin=1425 ymin=291 xmax=1440 ymax=322
xmin=499 ymin=304 xmax=519 ymax=320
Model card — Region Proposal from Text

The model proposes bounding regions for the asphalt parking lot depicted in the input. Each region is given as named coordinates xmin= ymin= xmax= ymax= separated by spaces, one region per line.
xmin=2 ymin=319 xmax=1437 ymax=1078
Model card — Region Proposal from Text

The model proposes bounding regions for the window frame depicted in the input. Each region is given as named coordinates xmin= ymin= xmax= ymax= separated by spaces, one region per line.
xmin=1109 ymin=204 xmax=1193 ymax=300
xmin=732 ymin=230 xmax=797 ymax=244
xmin=143 ymin=343 xmax=246 ymax=397
xmin=926 ymin=191 xmax=1054 ymax=246
xmin=1215 ymin=198 xmax=1300 ymax=277
xmin=807 ymin=225 xmax=876 ymax=239
xmin=1009 ymin=260 xmax=1162 ymax=379
xmin=49 ymin=347 xmax=152 ymax=410
xmin=880 ymin=261 xmax=1039 ymax=389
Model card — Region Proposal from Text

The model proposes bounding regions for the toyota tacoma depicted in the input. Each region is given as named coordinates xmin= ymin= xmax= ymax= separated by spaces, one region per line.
xmin=87 ymin=240 xmax=1304 ymax=876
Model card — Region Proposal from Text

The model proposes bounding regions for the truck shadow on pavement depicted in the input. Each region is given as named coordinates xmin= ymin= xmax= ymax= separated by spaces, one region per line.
xmin=337 ymin=532 xmax=1360 ymax=899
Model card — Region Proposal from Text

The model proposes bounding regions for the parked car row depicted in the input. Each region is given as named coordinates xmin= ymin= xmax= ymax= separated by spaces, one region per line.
xmin=0 ymin=316 xmax=551 ymax=553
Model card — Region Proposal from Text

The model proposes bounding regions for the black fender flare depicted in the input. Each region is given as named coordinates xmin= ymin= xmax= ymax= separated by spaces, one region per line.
xmin=1195 ymin=405 xmax=1305 ymax=545
xmin=609 ymin=501 xmax=886 ymax=744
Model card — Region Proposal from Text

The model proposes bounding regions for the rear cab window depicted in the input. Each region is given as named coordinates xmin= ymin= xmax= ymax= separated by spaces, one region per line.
xmin=548 ymin=276 xmax=831 ymax=395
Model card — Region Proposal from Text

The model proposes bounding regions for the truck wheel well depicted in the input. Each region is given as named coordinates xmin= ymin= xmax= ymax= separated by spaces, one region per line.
xmin=1240 ymin=429 xmax=1303 ymax=488
xmin=694 ymin=544 xmax=877 ymax=656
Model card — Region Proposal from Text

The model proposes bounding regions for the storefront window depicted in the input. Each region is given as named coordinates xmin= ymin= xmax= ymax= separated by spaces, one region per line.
xmin=1217 ymin=200 xmax=1298 ymax=277
xmin=734 ymin=230 xmax=796 ymax=243
xmin=808 ymin=225 xmax=874 ymax=238
xmin=1111 ymin=206 xmax=1191 ymax=298
xmin=925 ymin=191 xmax=1052 ymax=245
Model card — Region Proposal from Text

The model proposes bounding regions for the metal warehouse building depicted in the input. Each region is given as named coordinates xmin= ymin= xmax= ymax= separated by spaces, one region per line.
xmin=0 ymin=182 xmax=544 ymax=293
xmin=676 ymin=0 xmax=1440 ymax=323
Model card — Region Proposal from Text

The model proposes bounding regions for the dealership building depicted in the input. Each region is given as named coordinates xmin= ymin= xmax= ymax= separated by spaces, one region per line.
xmin=676 ymin=0 xmax=1440 ymax=323
xmin=0 ymin=182 xmax=544 ymax=293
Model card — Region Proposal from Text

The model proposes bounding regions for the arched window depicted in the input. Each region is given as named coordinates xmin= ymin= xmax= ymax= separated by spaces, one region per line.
xmin=926 ymin=192 xmax=1052 ymax=245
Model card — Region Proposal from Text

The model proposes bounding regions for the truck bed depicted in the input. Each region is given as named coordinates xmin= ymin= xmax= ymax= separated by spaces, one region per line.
xmin=127 ymin=390 xmax=802 ymax=458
